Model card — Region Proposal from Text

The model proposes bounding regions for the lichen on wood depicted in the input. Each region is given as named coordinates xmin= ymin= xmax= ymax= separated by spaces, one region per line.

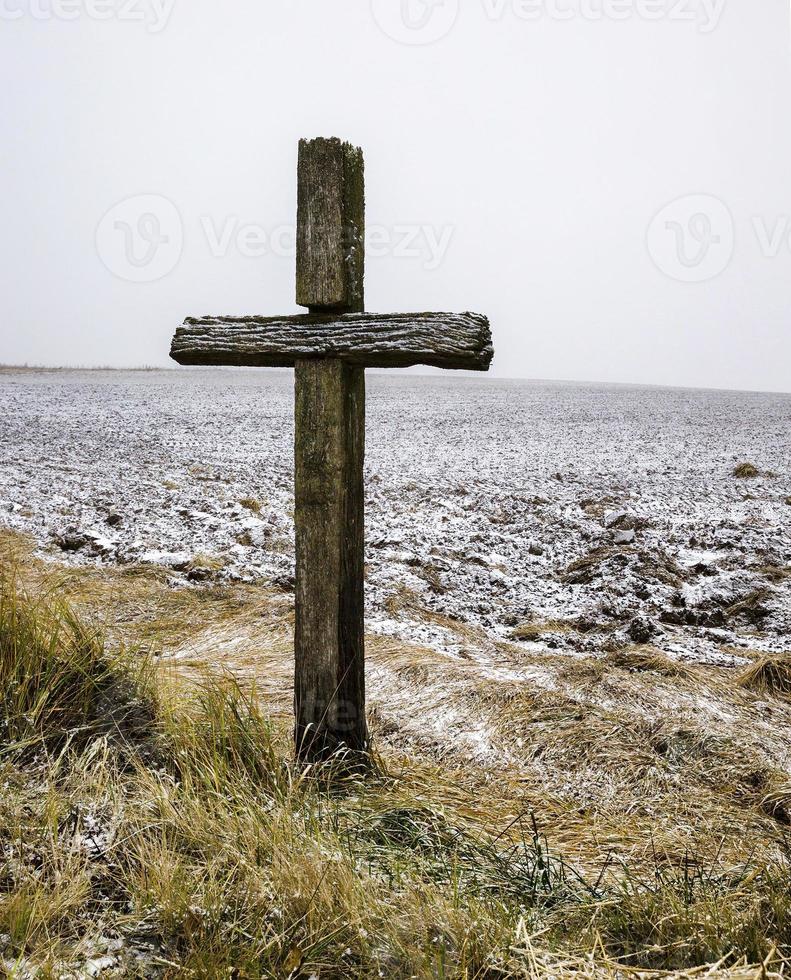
xmin=170 ymin=312 xmax=494 ymax=372
xmin=296 ymin=137 xmax=364 ymax=313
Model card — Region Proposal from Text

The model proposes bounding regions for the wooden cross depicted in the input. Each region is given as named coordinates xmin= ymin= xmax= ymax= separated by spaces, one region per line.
xmin=170 ymin=138 xmax=493 ymax=765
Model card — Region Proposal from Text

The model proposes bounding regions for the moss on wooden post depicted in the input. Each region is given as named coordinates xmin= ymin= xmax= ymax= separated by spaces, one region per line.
xmin=294 ymin=138 xmax=368 ymax=763
xmin=294 ymin=359 xmax=367 ymax=762
xmin=296 ymin=137 xmax=365 ymax=314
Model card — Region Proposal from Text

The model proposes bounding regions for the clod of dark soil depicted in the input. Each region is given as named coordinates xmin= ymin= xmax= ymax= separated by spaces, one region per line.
xmin=727 ymin=589 xmax=773 ymax=626
xmin=55 ymin=528 xmax=89 ymax=552
xmin=628 ymin=615 xmax=659 ymax=645
xmin=661 ymin=608 xmax=726 ymax=629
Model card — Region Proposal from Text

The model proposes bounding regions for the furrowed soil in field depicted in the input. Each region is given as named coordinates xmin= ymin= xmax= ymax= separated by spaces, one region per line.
xmin=2 ymin=368 xmax=791 ymax=977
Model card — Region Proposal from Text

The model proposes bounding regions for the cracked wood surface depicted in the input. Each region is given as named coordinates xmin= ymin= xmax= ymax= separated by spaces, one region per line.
xmin=296 ymin=137 xmax=365 ymax=313
xmin=170 ymin=312 xmax=494 ymax=372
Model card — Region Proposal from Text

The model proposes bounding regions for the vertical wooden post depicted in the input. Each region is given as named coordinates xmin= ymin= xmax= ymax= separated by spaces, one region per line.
xmin=294 ymin=138 xmax=368 ymax=763
xmin=296 ymin=137 xmax=364 ymax=313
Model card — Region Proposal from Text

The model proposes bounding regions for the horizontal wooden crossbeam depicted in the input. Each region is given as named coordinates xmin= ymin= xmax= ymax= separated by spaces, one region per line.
xmin=170 ymin=312 xmax=493 ymax=372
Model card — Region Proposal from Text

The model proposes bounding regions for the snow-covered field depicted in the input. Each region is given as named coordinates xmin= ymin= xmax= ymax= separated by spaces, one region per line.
xmin=2 ymin=368 xmax=790 ymax=667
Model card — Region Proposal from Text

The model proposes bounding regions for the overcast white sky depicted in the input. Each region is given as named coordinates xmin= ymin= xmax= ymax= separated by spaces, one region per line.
xmin=2 ymin=0 xmax=791 ymax=390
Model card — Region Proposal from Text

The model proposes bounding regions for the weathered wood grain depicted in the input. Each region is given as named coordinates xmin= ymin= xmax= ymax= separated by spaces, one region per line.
xmin=170 ymin=133 xmax=495 ymax=769
xmin=294 ymin=359 xmax=368 ymax=762
xmin=296 ymin=137 xmax=364 ymax=313
xmin=170 ymin=312 xmax=493 ymax=372
xmin=293 ymin=136 xmax=368 ymax=765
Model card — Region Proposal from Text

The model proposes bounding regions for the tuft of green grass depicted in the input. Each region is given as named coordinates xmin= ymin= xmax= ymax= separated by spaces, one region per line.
xmin=3 ymin=568 xmax=791 ymax=976
xmin=733 ymin=462 xmax=761 ymax=479
xmin=0 ymin=573 xmax=156 ymax=759
xmin=558 ymin=849 xmax=791 ymax=971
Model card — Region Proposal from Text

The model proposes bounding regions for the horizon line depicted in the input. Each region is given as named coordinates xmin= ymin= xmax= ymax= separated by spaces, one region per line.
xmin=1 ymin=363 xmax=790 ymax=398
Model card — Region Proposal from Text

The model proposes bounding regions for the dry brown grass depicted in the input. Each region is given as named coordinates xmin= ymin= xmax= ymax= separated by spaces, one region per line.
xmin=511 ymin=619 xmax=577 ymax=641
xmin=607 ymin=646 xmax=697 ymax=679
xmin=733 ymin=462 xmax=761 ymax=479
xmin=738 ymin=654 xmax=791 ymax=696
xmin=4 ymin=528 xmax=791 ymax=976
xmin=757 ymin=565 xmax=791 ymax=584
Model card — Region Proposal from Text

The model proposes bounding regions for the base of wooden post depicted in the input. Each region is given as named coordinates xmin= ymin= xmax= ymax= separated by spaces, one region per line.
xmin=294 ymin=358 xmax=368 ymax=764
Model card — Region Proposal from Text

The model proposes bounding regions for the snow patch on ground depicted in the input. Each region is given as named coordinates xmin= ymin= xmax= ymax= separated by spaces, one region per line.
xmin=1 ymin=370 xmax=790 ymax=668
